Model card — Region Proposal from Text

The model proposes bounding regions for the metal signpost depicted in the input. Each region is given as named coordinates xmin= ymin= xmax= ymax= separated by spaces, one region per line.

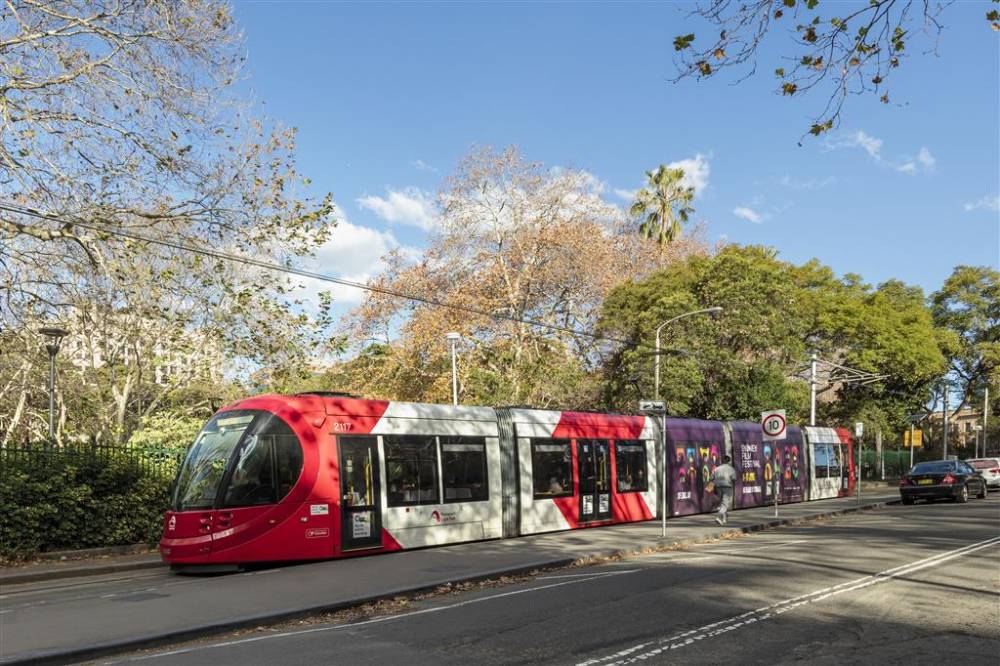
xmin=640 ymin=400 xmax=668 ymax=538
xmin=761 ymin=410 xmax=786 ymax=517
xmin=855 ymin=422 xmax=864 ymax=503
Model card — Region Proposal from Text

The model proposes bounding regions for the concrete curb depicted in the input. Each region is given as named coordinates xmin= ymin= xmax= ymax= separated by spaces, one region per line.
xmin=0 ymin=558 xmax=166 ymax=586
xmin=2 ymin=498 xmax=898 ymax=666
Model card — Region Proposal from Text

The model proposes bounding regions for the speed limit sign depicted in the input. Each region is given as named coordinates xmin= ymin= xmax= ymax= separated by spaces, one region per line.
xmin=761 ymin=409 xmax=787 ymax=441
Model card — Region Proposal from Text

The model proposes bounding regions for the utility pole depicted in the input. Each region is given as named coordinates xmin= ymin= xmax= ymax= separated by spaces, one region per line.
xmin=809 ymin=353 xmax=818 ymax=426
xmin=942 ymin=386 xmax=949 ymax=459
xmin=445 ymin=332 xmax=461 ymax=406
xmin=877 ymin=430 xmax=884 ymax=481
xmin=909 ymin=422 xmax=915 ymax=469
xmin=985 ymin=387 xmax=991 ymax=457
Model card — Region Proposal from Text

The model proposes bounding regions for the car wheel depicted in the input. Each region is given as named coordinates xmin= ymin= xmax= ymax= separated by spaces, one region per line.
xmin=977 ymin=483 xmax=987 ymax=499
xmin=902 ymin=497 xmax=914 ymax=505
xmin=956 ymin=485 xmax=969 ymax=503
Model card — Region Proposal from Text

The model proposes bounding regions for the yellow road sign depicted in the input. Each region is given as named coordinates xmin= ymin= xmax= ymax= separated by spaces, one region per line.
xmin=904 ymin=430 xmax=923 ymax=448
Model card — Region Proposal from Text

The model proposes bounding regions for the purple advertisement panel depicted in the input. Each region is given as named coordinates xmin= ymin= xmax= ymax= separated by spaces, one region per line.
xmin=774 ymin=426 xmax=806 ymax=503
xmin=665 ymin=419 xmax=726 ymax=516
xmin=731 ymin=422 xmax=765 ymax=509
xmin=756 ymin=426 xmax=806 ymax=504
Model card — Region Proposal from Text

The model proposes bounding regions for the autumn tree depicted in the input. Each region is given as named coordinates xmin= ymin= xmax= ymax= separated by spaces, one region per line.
xmin=344 ymin=147 xmax=707 ymax=407
xmin=0 ymin=1 xmax=338 ymax=441
xmin=672 ymin=0 xmax=1000 ymax=136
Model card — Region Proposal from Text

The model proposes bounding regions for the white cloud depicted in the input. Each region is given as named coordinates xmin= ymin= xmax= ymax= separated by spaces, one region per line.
xmin=898 ymin=147 xmax=935 ymax=175
xmin=825 ymin=133 xmax=938 ymax=177
xmin=963 ymin=195 xmax=1000 ymax=213
xmin=296 ymin=220 xmax=412 ymax=306
xmin=824 ymin=130 xmax=883 ymax=161
xmin=411 ymin=159 xmax=438 ymax=173
xmin=357 ymin=187 xmax=438 ymax=231
xmin=614 ymin=188 xmax=638 ymax=202
xmin=917 ymin=147 xmax=935 ymax=170
xmin=777 ymin=175 xmax=836 ymax=190
xmin=667 ymin=154 xmax=711 ymax=196
xmin=733 ymin=207 xmax=763 ymax=224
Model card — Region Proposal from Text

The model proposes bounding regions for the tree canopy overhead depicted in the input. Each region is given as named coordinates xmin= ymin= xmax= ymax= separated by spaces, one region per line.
xmin=673 ymin=0 xmax=999 ymax=136
xmin=1 ymin=0 xmax=334 ymax=321
xmin=0 ymin=1 xmax=339 ymax=443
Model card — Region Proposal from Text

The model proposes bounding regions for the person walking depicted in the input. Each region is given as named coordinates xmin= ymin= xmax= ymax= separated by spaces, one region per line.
xmin=710 ymin=455 xmax=737 ymax=525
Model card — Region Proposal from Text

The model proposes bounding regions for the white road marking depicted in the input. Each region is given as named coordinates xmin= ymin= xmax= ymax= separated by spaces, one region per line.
xmin=609 ymin=539 xmax=809 ymax=565
xmin=118 ymin=569 xmax=642 ymax=662
xmin=578 ymin=535 xmax=1000 ymax=665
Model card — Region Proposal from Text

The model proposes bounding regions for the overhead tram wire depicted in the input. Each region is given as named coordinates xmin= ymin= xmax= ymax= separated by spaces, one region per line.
xmin=1 ymin=201 xmax=632 ymax=346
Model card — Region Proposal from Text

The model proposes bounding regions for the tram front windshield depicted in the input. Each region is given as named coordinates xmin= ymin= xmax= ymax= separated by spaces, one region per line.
xmin=172 ymin=411 xmax=258 ymax=511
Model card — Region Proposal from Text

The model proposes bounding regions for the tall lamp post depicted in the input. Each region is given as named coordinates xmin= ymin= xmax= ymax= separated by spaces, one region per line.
xmin=653 ymin=306 xmax=722 ymax=400
xmin=40 ymin=326 xmax=68 ymax=441
xmin=445 ymin=332 xmax=461 ymax=406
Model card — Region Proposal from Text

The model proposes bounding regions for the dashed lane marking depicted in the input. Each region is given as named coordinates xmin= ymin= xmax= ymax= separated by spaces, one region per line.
xmin=577 ymin=535 xmax=1000 ymax=665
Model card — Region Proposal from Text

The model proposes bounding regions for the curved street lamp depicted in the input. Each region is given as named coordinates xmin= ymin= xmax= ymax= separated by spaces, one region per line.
xmin=653 ymin=307 xmax=722 ymax=400
xmin=40 ymin=326 xmax=69 ymax=441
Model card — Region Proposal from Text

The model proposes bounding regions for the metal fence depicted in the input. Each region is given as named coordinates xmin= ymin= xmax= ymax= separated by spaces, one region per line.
xmin=0 ymin=440 xmax=185 ymax=480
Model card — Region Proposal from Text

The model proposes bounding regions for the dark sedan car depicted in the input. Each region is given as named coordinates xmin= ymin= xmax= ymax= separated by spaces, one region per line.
xmin=899 ymin=460 xmax=989 ymax=505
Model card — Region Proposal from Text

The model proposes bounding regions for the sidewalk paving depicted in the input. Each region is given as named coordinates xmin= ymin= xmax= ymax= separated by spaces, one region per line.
xmin=0 ymin=493 xmax=898 ymax=665
xmin=0 ymin=551 xmax=163 ymax=586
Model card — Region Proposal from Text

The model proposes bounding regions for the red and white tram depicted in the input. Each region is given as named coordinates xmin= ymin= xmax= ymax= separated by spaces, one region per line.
xmin=160 ymin=393 xmax=855 ymax=568
xmin=160 ymin=394 xmax=658 ymax=566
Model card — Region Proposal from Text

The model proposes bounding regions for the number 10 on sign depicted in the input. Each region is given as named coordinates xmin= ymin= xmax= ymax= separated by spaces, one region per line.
xmin=761 ymin=410 xmax=787 ymax=442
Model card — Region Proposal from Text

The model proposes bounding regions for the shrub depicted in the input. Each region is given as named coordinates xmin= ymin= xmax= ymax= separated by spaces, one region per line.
xmin=0 ymin=448 xmax=172 ymax=561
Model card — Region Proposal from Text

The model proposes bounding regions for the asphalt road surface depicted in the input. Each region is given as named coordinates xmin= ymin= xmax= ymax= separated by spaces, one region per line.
xmin=89 ymin=496 xmax=1000 ymax=666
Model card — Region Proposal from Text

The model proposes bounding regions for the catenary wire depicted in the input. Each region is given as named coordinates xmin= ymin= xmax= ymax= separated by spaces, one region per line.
xmin=1 ymin=201 xmax=635 ymax=346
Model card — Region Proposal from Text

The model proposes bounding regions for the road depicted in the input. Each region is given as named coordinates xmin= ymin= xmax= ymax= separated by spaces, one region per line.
xmin=90 ymin=497 xmax=1000 ymax=666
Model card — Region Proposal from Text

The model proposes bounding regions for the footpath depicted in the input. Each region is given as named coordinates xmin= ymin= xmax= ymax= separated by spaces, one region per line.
xmin=0 ymin=492 xmax=898 ymax=665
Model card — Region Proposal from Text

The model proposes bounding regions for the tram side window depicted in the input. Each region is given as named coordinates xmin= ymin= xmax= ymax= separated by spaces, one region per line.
xmin=385 ymin=435 xmax=440 ymax=506
xmin=223 ymin=415 xmax=303 ymax=508
xmin=812 ymin=443 xmax=839 ymax=479
xmin=828 ymin=444 xmax=842 ymax=478
xmin=531 ymin=439 xmax=573 ymax=499
xmin=441 ymin=437 xmax=489 ymax=503
xmin=615 ymin=440 xmax=648 ymax=492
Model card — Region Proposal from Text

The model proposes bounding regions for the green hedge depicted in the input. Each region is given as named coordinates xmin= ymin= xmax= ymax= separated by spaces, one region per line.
xmin=0 ymin=450 xmax=172 ymax=561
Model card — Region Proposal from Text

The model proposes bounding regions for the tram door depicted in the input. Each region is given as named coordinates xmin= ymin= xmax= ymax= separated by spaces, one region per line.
xmin=577 ymin=439 xmax=612 ymax=522
xmin=338 ymin=436 xmax=382 ymax=551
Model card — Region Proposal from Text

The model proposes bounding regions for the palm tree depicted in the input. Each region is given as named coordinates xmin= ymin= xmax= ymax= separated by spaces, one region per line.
xmin=629 ymin=165 xmax=695 ymax=244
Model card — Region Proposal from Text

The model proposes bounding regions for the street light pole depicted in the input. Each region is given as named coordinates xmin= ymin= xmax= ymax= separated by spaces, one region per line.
xmin=809 ymin=353 xmax=818 ymax=426
xmin=445 ymin=332 xmax=461 ymax=406
xmin=942 ymin=385 xmax=949 ymax=459
xmin=985 ymin=387 xmax=990 ymax=456
xmin=40 ymin=326 xmax=68 ymax=441
xmin=653 ymin=306 xmax=722 ymax=400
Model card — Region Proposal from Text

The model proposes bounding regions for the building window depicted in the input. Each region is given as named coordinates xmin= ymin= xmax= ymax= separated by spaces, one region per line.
xmin=441 ymin=437 xmax=489 ymax=503
xmin=385 ymin=435 xmax=439 ymax=506
xmin=615 ymin=440 xmax=648 ymax=492
xmin=531 ymin=439 xmax=573 ymax=499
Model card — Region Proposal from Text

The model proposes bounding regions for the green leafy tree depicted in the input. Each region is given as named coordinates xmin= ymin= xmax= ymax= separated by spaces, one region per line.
xmin=629 ymin=165 xmax=695 ymax=245
xmin=598 ymin=246 xmax=945 ymax=428
xmin=932 ymin=265 xmax=1000 ymax=416
xmin=672 ymin=0 xmax=999 ymax=136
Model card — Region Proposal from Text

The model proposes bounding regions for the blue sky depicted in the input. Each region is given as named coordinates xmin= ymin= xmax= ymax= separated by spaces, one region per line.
xmin=233 ymin=1 xmax=999 ymax=308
